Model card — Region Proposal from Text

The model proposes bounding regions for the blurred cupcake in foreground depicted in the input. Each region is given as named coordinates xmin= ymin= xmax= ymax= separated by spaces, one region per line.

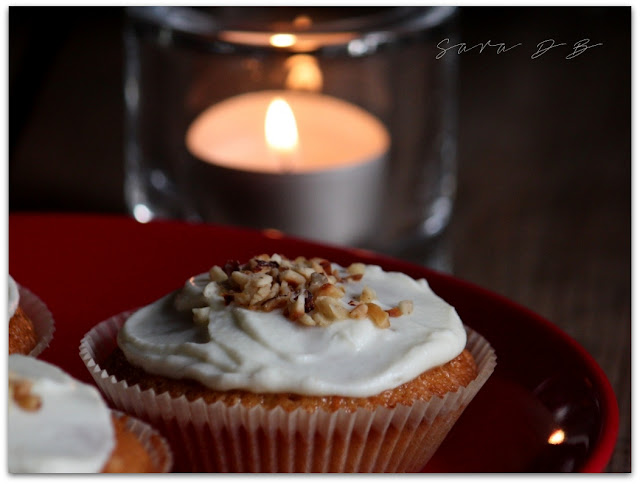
xmin=8 ymin=354 xmax=173 ymax=473
xmin=81 ymin=254 xmax=496 ymax=472
xmin=8 ymin=276 xmax=55 ymax=356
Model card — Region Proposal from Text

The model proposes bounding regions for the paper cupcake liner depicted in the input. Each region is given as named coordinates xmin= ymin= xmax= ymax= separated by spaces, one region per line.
xmin=80 ymin=312 xmax=496 ymax=473
xmin=109 ymin=410 xmax=174 ymax=473
xmin=17 ymin=285 xmax=55 ymax=358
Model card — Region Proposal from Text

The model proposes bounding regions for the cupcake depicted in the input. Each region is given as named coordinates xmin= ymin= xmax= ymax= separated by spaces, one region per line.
xmin=8 ymin=276 xmax=55 ymax=356
xmin=80 ymin=254 xmax=496 ymax=472
xmin=8 ymin=354 xmax=173 ymax=473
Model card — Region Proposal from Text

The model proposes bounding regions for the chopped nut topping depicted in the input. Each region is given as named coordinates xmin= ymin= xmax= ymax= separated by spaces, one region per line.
xmin=312 ymin=311 xmax=331 ymax=327
xmin=316 ymin=283 xmax=345 ymax=299
xmin=230 ymin=271 xmax=250 ymax=288
xmin=347 ymin=262 xmax=366 ymax=275
xmin=366 ymin=303 xmax=390 ymax=329
xmin=206 ymin=255 xmax=413 ymax=329
xmin=262 ymin=294 xmax=288 ymax=312
xmin=209 ymin=265 xmax=228 ymax=283
xmin=349 ymin=303 xmax=369 ymax=319
xmin=298 ymin=314 xmax=316 ymax=327
xmin=308 ymin=272 xmax=328 ymax=293
xmin=386 ymin=307 xmax=403 ymax=318
xmin=287 ymin=293 xmax=306 ymax=321
xmin=315 ymin=296 xmax=349 ymax=321
xmin=9 ymin=373 xmax=42 ymax=412
xmin=281 ymin=269 xmax=306 ymax=287
xmin=192 ymin=307 xmax=211 ymax=325
xmin=359 ymin=286 xmax=377 ymax=304
xmin=398 ymin=300 xmax=414 ymax=315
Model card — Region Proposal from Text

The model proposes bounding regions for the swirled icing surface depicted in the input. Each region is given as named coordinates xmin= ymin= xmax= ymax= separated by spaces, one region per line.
xmin=8 ymin=355 xmax=115 ymax=473
xmin=118 ymin=261 xmax=467 ymax=397
xmin=8 ymin=275 xmax=19 ymax=319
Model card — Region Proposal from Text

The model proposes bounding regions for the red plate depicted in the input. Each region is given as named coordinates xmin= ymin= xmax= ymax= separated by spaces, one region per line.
xmin=8 ymin=213 xmax=618 ymax=472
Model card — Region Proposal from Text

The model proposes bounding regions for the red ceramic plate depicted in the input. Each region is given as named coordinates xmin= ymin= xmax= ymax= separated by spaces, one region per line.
xmin=8 ymin=214 xmax=618 ymax=473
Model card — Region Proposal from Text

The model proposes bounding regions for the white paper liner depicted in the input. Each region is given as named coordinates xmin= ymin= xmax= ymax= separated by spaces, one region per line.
xmin=80 ymin=312 xmax=496 ymax=473
xmin=109 ymin=410 xmax=173 ymax=473
xmin=16 ymin=284 xmax=55 ymax=357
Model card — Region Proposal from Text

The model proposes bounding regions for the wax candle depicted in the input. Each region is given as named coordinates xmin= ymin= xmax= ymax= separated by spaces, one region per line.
xmin=185 ymin=90 xmax=389 ymax=245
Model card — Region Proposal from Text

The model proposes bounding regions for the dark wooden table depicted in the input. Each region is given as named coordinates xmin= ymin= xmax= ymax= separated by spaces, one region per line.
xmin=8 ymin=7 xmax=630 ymax=472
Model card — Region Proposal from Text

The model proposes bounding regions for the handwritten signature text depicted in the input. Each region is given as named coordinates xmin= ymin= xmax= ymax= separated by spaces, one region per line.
xmin=436 ymin=38 xmax=603 ymax=60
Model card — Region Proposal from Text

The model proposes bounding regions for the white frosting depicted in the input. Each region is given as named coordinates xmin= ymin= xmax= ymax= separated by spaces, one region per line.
xmin=118 ymin=264 xmax=467 ymax=397
xmin=8 ymin=355 xmax=115 ymax=473
xmin=8 ymin=275 xmax=19 ymax=319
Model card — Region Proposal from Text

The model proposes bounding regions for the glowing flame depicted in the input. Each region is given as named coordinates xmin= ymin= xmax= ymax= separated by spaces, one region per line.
xmin=269 ymin=33 xmax=296 ymax=48
xmin=264 ymin=98 xmax=298 ymax=155
xmin=548 ymin=429 xmax=565 ymax=445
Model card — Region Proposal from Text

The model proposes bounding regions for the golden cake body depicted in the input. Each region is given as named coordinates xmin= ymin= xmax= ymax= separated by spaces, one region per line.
xmin=8 ymin=275 xmax=37 ymax=355
xmin=81 ymin=255 xmax=496 ymax=472
xmin=8 ymin=275 xmax=55 ymax=356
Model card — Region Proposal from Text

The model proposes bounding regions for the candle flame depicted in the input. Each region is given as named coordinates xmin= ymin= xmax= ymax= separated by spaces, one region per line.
xmin=265 ymin=98 xmax=298 ymax=154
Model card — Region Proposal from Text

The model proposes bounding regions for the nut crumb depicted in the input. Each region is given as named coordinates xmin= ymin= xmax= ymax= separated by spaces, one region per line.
xmin=9 ymin=374 xmax=42 ymax=412
xmin=209 ymin=265 xmax=228 ymax=282
xmin=349 ymin=303 xmax=369 ymax=319
xmin=298 ymin=314 xmax=316 ymax=326
xmin=192 ymin=307 xmax=210 ymax=325
xmin=366 ymin=303 xmax=390 ymax=329
xmin=316 ymin=283 xmax=344 ymax=299
xmin=281 ymin=269 xmax=306 ymax=287
xmin=347 ymin=262 xmax=366 ymax=275
xmin=359 ymin=286 xmax=377 ymax=304
xmin=399 ymin=300 xmax=414 ymax=315
xmin=386 ymin=307 xmax=403 ymax=318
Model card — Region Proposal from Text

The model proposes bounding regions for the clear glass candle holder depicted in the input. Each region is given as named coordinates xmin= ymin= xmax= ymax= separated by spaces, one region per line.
xmin=124 ymin=6 xmax=458 ymax=258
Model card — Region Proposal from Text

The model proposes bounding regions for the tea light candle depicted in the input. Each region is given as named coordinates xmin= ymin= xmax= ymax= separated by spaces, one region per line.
xmin=185 ymin=90 xmax=389 ymax=245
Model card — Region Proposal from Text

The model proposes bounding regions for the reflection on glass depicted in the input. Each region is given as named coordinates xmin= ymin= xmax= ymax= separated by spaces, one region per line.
xmin=285 ymin=55 xmax=323 ymax=92
xmin=269 ymin=33 xmax=296 ymax=47
xmin=547 ymin=429 xmax=565 ymax=445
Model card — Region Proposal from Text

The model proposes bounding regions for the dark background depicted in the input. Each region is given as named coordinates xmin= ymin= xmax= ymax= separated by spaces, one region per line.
xmin=8 ymin=6 xmax=631 ymax=472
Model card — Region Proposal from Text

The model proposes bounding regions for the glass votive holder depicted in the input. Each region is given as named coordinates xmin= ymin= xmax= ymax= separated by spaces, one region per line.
xmin=124 ymin=6 xmax=458 ymax=260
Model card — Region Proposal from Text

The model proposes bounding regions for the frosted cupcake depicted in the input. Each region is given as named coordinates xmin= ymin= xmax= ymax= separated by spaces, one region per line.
xmin=8 ymin=354 xmax=172 ymax=473
xmin=8 ymin=276 xmax=55 ymax=356
xmin=81 ymin=254 xmax=495 ymax=472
